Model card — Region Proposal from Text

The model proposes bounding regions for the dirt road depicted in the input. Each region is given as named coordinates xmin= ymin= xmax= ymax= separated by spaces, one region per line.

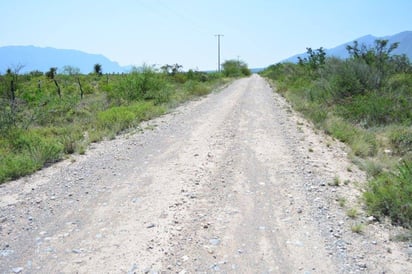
xmin=1 ymin=75 xmax=411 ymax=273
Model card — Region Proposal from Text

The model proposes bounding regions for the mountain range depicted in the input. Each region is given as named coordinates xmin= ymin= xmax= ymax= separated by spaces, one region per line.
xmin=284 ymin=31 xmax=412 ymax=63
xmin=0 ymin=46 xmax=128 ymax=74
xmin=1 ymin=31 xmax=411 ymax=74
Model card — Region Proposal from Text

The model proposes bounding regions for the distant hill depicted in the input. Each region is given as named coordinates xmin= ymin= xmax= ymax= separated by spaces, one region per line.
xmin=250 ymin=67 xmax=264 ymax=73
xmin=0 ymin=46 xmax=130 ymax=74
xmin=283 ymin=31 xmax=412 ymax=63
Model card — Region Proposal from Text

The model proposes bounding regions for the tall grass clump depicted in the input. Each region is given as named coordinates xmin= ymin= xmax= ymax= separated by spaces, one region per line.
xmin=97 ymin=101 xmax=165 ymax=135
xmin=389 ymin=126 xmax=412 ymax=156
xmin=364 ymin=161 xmax=412 ymax=228
xmin=0 ymin=129 xmax=64 ymax=182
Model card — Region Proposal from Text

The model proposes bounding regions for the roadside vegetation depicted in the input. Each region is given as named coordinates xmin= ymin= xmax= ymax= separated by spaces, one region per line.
xmin=261 ymin=40 xmax=412 ymax=228
xmin=0 ymin=60 xmax=250 ymax=184
xmin=221 ymin=59 xmax=251 ymax=77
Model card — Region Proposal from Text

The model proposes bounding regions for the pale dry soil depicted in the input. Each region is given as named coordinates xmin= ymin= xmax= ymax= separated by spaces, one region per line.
xmin=1 ymin=75 xmax=411 ymax=274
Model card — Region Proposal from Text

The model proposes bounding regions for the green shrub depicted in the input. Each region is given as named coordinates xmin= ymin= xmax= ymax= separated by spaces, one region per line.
xmin=282 ymin=89 xmax=327 ymax=127
xmin=184 ymin=80 xmax=209 ymax=96
xmin=323 ymin=116 xmax=377 ymax=157
xmin=351 ymin=131 xmax=377 ymax=157
xmin=347 ymin=208 xmax=358 ymax=218
xmin=241 ymin=66 xmax=252 ymax=76
xmin=108 ymin=66 xmax=166 ymax=104
xmin=0 ymin=154 xmax=38 ymax=182
xmin=0 ymin=129 xmax=64 ymax=183
xmin=127 ymin=101 xmax=165 ymax=121
xmin=390 ymin=127 xmax=412 ymax=155
xmin=391 ymin=231 xmax=412 ymax=242
xmin=328 ymin=59 xmax=374 ymax=98
xmin=364 ymin=161 xmax=412 ymax=228
xmin=8 ymin=129 xmax=41 ymax=152
xmin=58 ymin=127 xmax=84 ymax=154
xmin=338 ymin=92 xmax=411 ymax=127
xmin=222 ymin=59 xmax=251 ymax=77
xmin=97 ymin=101 xmax=165 ymax=135
xmin=307 ymin=105 xmax=328 ymax=126
xmin=309 ymin=78 xmax=333 ymax=103
xmin=97 ymin=106 xmax=138 ymax=133
xmin=363 ymin=159 xmax=384 ymax=177
xmin=324 ymin=116 xmax=358 ymax=143
xmin=387 ymin=73 xmax=412 ymax=91
xmin=145 ymin=88 xmax=171 ymax=105
xmin=28 ymin=138 xmax=63 ymax=164
xmin=351 ymin=223 xmax=364 ymax=234
xmin=172 ymin=73 xmax=187 ymax=84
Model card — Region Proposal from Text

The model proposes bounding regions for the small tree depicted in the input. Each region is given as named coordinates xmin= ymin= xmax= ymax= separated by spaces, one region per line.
xmin=6 ymin=64 xmax=24 ymax=107
xmin=62 ymin=65 xmax=80 ymax=75
xmin=46 ymin=67 xmax=61 ymax=98
xmin=160 ymin=64 xmax=172 ymax=74
xmin=298 ymin=47 xmax=326 ymax=73
xmin=346 ymin=39 xmax=399 ymax=89
xmin=6 ymin=68 xmax=16 ymax=104
xmin=46 ymin=67 xmax=57 ymax=79
xmin=160 ymin=64 xmax=183 ymax=76
xmin=29 ymin=70 xmax=44 ymax=77
xmin=77 ymin=76 xmax=84 ymax=99
xmin=0 ymin=64 xmax=24 ymax=130
xmin=94 ymin=63 xmax=102 ymax=76
xmin=346 ymin=39 xmax=399 ymax=66
xmin=171 ymin=63 xmax=183 ymax=75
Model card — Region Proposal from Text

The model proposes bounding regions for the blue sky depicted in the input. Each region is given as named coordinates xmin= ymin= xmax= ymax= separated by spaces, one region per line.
xmin=1 ymin=0 xmax=411 ymax=70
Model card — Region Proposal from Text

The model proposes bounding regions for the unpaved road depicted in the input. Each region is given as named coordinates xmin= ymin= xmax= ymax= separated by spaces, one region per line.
xmin=1 ymin=75 xmax=411 ymax=273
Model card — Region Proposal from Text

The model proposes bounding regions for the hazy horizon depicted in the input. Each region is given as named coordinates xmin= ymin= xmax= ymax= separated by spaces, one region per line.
xmin=1 ymin=0 xmax=411 ymax=70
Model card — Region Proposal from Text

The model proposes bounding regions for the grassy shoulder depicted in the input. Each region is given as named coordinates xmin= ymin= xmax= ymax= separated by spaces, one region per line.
xmin=0 ymin=67 xmax=231 ymax=183
xmin=261 ymin=41 xmax=412 ymax=228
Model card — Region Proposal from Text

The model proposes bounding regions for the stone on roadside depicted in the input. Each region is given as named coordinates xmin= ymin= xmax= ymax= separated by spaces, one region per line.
xmin=209 ymin=238 xmax=221 ymax=246
xmin=12 ymin=267 xmax=23 ymax=273
xmin=366 ymin=216 xmax=376 ymax=223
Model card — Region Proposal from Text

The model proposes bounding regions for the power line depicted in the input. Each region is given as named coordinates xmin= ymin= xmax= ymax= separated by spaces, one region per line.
xmin=215 ymin=34 xmax=224 ymax=72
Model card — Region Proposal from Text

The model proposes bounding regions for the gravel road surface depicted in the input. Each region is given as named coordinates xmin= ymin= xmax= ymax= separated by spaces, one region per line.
xmin=1 ymin=75 xmax=411 ymax=273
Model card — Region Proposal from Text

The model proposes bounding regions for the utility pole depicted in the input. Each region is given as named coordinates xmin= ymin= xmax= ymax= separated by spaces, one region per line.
xmin=215 ymin=34 xmax=224 ymax=72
